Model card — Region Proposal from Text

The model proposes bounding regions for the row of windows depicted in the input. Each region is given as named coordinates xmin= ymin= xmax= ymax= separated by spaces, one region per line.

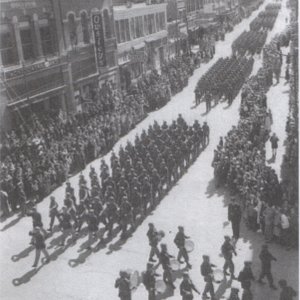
xmin=186 ymin=0 xmax=204 ymax=13
xmin=68 ymin=10 xmax=112 ymax=47
xmin=115 ymin=12 xmax=166 ymax=44
xmin=0 ymin=25 xmax=56 ymax=66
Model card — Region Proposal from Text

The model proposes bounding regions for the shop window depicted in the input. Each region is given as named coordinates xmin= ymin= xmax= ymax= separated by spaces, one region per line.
xmin=81 ymin=11 xmax=90 ymax=44
xmin=0 ymin=32 xmax=18 ymax=66
xmin=103 ymin=9 xmax=112 ymax=39
xmin=40 ymin=26 xmax=54 ymax=56
xmin=68 ymin=13 xmax=77 ymax=46
xmin=20 ymin=28 xmax=34 ymax=60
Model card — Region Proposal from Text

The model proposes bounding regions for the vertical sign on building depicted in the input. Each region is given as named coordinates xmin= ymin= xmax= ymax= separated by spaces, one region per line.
xmin=91 ymin=12 xmax=106 ymax=69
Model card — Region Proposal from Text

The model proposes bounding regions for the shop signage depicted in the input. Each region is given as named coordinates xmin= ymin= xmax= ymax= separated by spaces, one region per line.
xmin=91 ymin=12 xmax=106 ymax=69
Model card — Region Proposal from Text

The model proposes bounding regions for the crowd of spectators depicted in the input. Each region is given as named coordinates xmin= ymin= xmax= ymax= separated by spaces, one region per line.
xmin=212 ymin=33 xmax=298 ymax=250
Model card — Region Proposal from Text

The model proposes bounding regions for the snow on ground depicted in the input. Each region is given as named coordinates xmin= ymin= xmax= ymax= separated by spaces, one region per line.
xmin=0 ymin=1 xmax=297 ymax=300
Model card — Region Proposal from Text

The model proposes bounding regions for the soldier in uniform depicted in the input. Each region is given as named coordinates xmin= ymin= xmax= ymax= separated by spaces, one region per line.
xmin=200 ymin=255 xmax=216 ymax=300
xmin=174 ymin=226 xmax=192 ymax=269
xmin=30 ymin=227 xmax=50 ymax=268
xmin=202 ymin=122 xmax=210 ymax=146
xmin=143 ymin=263 xmax=159 ymax=300
xmin=147 ymin=223 xmax=160 ymax=262
xmin=48 ymin=196 xmax=59 ymax=232
xmin=228 ymin=197 xmax=242 ymax=240
xmin=159 ymin=243 xmax=176 ymax=289
xmin=180 ymin=272 xmax=200 ymax=300
xmin=221 ymin=236 xmax=237 ymax=279
xmin=115 ymin=270 xmax=132 ymax=300
xmin=238 ymin=261 xmax=255 ymax=289
xmin=257 ymin=244 xmax=277 ymax=290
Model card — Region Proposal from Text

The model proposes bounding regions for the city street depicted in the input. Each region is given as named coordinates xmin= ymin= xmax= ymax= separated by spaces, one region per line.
xmin=0 ymin=1 xmax=298 ymax=300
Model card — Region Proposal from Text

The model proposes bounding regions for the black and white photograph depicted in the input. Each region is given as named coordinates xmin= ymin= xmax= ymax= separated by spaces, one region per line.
xmin=0 ymin=0 xmax=298 ymax=299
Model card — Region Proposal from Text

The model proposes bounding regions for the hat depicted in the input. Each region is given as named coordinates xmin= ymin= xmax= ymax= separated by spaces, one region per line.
xmin=224 ymin=235 xmax=230 ymax=240
xmin=178 ymin=226 xmax=184 ymax=230
xmin=183 ymin=271 xmax=189 ymax=277
xmin=262 ymin=244 xmax=268 ymax=249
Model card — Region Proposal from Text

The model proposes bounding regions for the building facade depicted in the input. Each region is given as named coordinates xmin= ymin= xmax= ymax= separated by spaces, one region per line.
xmin=113 ymin=0 xmax=168 ymax=89
xmin=0 ymin=0 xmax=118 ymax=130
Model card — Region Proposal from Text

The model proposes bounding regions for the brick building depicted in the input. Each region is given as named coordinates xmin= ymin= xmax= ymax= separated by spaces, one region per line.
xmin=0 ymin=0 xmax=118 ymax=130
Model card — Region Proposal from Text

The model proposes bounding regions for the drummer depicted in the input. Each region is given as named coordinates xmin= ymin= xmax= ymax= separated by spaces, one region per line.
xmin=180 ymin=272 xmax=200 ymax=300
xmin=115 ymin=270 xmax=132 ymax=300
xmin=174 ymin=226 xmax=192 ymax=269
xmin=147 ymin=223 xmax=160 ymax=262
xmin=200 ymin=255 xmax=217 ymax=300
xmin=159 ymin=243 xmax=176 ymax=289
xmin=142 ymin=262 xmax=159 ymax=300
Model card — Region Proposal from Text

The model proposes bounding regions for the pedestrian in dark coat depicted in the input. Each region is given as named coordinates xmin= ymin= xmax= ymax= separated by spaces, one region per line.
xmin=147 ymin=223 xmax=160 ymax=262
xmin=258 ymin=244 xmax=277 ymax=289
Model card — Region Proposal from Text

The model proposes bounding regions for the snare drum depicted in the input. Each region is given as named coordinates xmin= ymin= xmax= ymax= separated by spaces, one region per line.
xmin=185 ymin=240 xmax=195 ymax=253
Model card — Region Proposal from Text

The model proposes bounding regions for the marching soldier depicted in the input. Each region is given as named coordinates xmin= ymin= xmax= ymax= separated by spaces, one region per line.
xmin=159 ymin=243 xmax=176 ymax=289
xmin=200 ymin=255 xmax=216 ymax=300
xmin=143 ymin=263 xmax=159 ymax=300
xmin=180 ymin=272 xmax=200 ymax=300
xmin=228 ymin=197 xmax=242 ymax=240
xmin=147 ymin=223 xmax=160 ymax=262
xmin=48 ymin=196 xmax=59 ymax=232
xmin=221 ymin=236 xmax=237 ymax=279
xmin=30 ymin=227 xmax=50 ymax=268
xmin=174 ymin=226 xmax=192 ymax=269
xmin=115 ymin=270 xmax=132 ymax=300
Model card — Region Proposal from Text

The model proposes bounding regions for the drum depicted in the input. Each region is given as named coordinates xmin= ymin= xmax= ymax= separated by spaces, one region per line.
xmin=129 ymin=270 xmax=139 ymax=290
xmin=157 ymin=230 xmax=165 ymax=242
xmin=213 ymin=269 xmax=224 ymax=283
xmin=185 ymin=240 xmax=195 ymax=253
xmin=155 ymin=279 xmax=167 ymax=294
xmin=170 ymin=258 xmax=180 ymax=271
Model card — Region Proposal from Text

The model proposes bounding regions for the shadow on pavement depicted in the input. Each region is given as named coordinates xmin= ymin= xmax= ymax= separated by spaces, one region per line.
xmin=1 ymin=215 xmax=23 ymax=232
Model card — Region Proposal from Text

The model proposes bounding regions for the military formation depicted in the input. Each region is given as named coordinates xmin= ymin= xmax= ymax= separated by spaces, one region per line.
xmin=194 ymin=56 xmax=254 ymax=108
xmin=249 ymin=4 xmax=281 ymax=31
xmin=232 ymin=30 xmax=268 ymax=56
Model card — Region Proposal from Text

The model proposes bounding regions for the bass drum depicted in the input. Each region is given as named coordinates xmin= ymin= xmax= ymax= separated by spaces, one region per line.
xmin=155 ymin=279 xmax=167 ymax=294
xmin=185 ymin=240 xmax=195 ymax=253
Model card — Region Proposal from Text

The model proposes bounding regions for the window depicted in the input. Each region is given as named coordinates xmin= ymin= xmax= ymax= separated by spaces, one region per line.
xmin=144 ymin=15 xmax=148 ymax=35
xmin=148 ymin=14 xmax=155 ymax=34
xmin=130 ymin=18 xmax=135 ymax=39
xmin=0 ymin=32 xmax=18 ymax=66
xmin=135 ymin=16 xmax=143 ymax=38
xmin=81 ymin=11 xmax=90 ymax=44
xmin=156 ymin=12 xmax=166 ymax=31
xmin=125 ymin=19 xmax=130 ymax=41
xmin=20 ymin=29 xmax=34 ymax=60
xmin=120 ymin=20 xmax=126 ymax=42
xmin=115 ymin=21 xmax=121 ymax=43
xmin=68 ymin=14 xmax=77 ymax=46
xmin=40 ymin=26 xmax=54 ymax=56
xmin=103 ymin=9 xmax=112 ymax=39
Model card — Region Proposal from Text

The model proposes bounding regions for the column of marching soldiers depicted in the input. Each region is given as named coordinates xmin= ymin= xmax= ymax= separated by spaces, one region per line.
xmin=25 ymin=117 xmax=210 ymax=265
xmin=194 ymin=3 xmax=281 ymax=112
